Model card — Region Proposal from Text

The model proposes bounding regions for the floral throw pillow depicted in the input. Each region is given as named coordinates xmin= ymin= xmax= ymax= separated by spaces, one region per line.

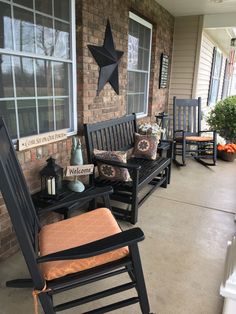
xmin=93 ymin=149 xmax=132 ymax=182
xmin=132 ymin=133 xmax=158 ymax=160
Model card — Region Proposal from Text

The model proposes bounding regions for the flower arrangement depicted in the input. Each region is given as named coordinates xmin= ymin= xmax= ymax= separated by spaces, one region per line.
xmin=138 ymin=123 xmax=163 ymax=137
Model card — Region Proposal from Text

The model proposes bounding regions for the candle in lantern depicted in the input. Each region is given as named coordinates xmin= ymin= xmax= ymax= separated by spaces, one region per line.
xmin=47 ymin=178 xmax=52 ymax=195
xmin=51 ymin=177 xmax=56 ymax=195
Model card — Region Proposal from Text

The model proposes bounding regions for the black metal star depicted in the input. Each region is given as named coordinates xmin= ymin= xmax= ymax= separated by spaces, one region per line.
xmin=88 ymin=19 xmax=124 ymax=96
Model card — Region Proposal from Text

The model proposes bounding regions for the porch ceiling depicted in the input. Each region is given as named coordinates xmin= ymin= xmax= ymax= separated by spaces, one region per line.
xmin=156 ymin=0 xmax=236 ymax=17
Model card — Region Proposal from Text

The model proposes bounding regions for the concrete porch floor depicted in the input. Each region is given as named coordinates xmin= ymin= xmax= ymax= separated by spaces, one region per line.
xmin=0 ymin=159 xmax=236 ymax=314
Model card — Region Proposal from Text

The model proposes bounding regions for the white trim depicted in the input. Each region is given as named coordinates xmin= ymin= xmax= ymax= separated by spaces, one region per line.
xmin=129 ymin=12 xmax=152 ymax=30
xmin=127 ymin=12 xmax=152 ymax=116
xmin=70 ymin=0 xmax=77 ymax=134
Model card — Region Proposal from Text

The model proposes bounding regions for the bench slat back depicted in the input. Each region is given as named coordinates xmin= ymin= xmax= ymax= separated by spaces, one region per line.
xmin=84 ymin=114 xmax=137 ymax=162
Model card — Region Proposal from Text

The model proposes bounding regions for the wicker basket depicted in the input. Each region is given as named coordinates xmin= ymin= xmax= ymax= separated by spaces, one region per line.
xmin=217 ymin=150 xmax=236 ymax=162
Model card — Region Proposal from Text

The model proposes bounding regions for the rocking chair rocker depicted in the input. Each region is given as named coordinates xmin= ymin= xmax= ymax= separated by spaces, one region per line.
xmin=0 ymin=117 xmax=151 ymax=314
xmin=173 ymin=97 xmax=217 ymax=166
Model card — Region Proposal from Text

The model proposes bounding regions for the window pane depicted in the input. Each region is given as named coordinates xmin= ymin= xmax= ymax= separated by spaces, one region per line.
xmin=0 ymin=100 xmax=17 ymax=138
xmin=36 ymin=59 xmax=53 ymax=97
xmin=38 ymin=99 xmax=54 ymax=133
xmin=14 ymin=0 xmax=33 ymax=8
xmin=36 ymin=15 xmax=54 ymax=56
xmin=54 ymin=62 xmax=69 ymax=96
xmin=128 ymin=34 xmax=139 ymax=70
xmin=35 ymin=0 xmax=52 ymax=15
xmin=14 ymin=56 xmax=35 ymax=97
xmin=54 ymin=0 xmax=70 ymax=21
xmin=0 ymin=2 xmax=13 ymax=49
xmin=0 ymin=55 xmax=14 ymax=98
xmin=54 ymin=21 xmax=70 ymax=59
xmin=13 ymin=7 xmax=35 ymax=53
xmin=55 ymin=98 xmax=69 ymax=130
xmin=127 ymin=15 xmax=151 ymax=115
xmin=17 ymin=99 xmax=37 ymax=137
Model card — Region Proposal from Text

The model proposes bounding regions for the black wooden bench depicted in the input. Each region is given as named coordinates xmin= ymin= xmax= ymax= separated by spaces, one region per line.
xmin=84 ymin=114 xmax=172 ymax=224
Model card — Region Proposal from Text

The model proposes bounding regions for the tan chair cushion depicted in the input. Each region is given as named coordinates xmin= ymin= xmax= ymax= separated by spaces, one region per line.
xmin=185 ymin=136 xmax=213 ymax=142
xmin=176 ymin=136 xmax=213 ymax=142
xmin=39 ymin=208 xmax=129 ymax=281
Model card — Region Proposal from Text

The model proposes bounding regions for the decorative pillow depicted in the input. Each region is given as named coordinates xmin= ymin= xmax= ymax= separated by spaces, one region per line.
xmin=132 ymin=133 xmax=158 ymax=160
xmin=93 ymin=149 xmax=132 ymax=182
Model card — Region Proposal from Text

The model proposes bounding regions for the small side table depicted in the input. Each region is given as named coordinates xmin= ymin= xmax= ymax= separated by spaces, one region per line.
xmin=32 ymin=182 xmax=112 ymax=219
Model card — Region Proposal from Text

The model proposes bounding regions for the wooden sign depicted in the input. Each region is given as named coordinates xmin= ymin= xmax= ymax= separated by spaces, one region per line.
xmin=18 ymin=129 xmax=67 ymax=151
xmin=65 ymin=164 xmax=94 ymax=177
xmin=159 ymin=53 xmax=169 ymax=89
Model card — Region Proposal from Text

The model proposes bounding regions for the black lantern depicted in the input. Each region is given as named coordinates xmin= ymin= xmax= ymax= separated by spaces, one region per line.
xmin=40 ymin=157 xmax=63 ymax=198
xmin=156 ymin=112 xmax=170 ymax=141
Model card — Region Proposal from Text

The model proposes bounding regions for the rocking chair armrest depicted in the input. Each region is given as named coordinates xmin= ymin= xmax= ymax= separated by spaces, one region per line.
xmin=37 ymin=227 xmax=144 ymax=263
xmin=37 ymin=186 xmax=113 ymax=213
xmin=94 ymin=156 xmax=141 ymax=171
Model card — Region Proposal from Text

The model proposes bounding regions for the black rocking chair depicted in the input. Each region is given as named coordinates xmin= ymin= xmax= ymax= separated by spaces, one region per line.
xmin=173 ymin=97 xmax=217 ymax=166
xmin=0 ymin=117 xmax=151 ymax=314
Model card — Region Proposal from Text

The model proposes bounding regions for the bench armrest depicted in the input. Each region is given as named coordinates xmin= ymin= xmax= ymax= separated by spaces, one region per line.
xmin=94 ymin=156 xmax=141 ymax=170
xmin=37 ymin=227 xmax=144 ymax=262
xmin=37 ymin=186 xmax=113 ymax=214
xmin=199 ymin=130 xmax=216 ymax=135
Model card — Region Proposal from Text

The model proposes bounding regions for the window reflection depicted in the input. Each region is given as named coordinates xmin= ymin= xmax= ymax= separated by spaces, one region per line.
xmin=14 ymin=7 xmax=35 ymax=53
xmin=38 ymin=99 xmax=54 ymax=133
xmin=14 ymin=56 xmax=35 ymax=97
xmin=35 ymin=0 xmax=52 ymax=15
xmin=54 ymin=62 xmax=69 ymax=96
xmin=0 ymin=55 xmax=14 ymax=98
xmin=0 ymin=100 xmax=17 ymax=138
xmin=54 ymin=0 xmax=70 ymax=21
xmin=0 ymin=2 xmax=13 ymax=49
xmin=36 ymin=59 xmax=52 ymax=97
xmin=17 ymin=99 xmax=37 ymax=137
xmin=55 ymin=98 xmax=69 ymax=130
xmin=14 ymin=0 xmax=33 ymax=9
xmin=54 ymin=21 xmax=70 ymax=59
xmin=36 ymin=15 xmax=54 ymax=56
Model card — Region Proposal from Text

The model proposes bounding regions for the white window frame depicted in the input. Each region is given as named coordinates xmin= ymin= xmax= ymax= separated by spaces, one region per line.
xmin=127 ymin=12 xmax=152 ymax=118
xmin=0 ymin=0 xmax=77 ymax=140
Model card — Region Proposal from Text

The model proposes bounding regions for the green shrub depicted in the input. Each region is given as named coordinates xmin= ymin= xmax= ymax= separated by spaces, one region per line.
xmin=207 ymin=95 xmax=236 ymax=143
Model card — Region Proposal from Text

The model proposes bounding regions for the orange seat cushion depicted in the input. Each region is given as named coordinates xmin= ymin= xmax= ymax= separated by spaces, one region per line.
xmin=176 ymin=136 xmax=213 ymax=142
xmin=39 ymin=208 xmax=129 ymax=281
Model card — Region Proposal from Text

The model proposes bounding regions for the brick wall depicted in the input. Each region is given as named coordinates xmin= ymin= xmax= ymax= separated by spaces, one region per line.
xmin=0 ymin=0 xmax=174 ymax=260
xmin=77 ymin=0 xmax=174 ymax=126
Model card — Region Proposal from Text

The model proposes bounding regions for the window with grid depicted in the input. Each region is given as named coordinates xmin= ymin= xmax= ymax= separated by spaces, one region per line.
xmin=127 ymin=12 xmax=152 ymax=116
xmin=208 ymin=47 xmax=223 ymax=106
xmin=0 ymin=0 xmax=76 ymax=139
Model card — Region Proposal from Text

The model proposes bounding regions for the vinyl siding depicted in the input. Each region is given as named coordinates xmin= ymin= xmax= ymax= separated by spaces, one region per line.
xmin=168 ymin=16 xmax=202 ymax=125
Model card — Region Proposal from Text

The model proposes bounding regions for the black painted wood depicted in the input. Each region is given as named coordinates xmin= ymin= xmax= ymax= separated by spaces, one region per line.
xmin=173 ymin=97 xmax=217 ymax=166
xmin=84 ymin=114 xmax=172 ymax=224
xmin=0 ymin=117 xmax=151 ymax=314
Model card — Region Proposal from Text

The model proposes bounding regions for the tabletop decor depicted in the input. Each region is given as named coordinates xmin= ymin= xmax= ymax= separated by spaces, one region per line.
xmin=67 ymin=137 xmax=85 ymax=192
xmin=40 ymin=157 xmax=63 ymax=197
xmin=88 ymin=19 xmax=124 ymax=95
xmin=138 ymin=123 xmax=163 ymax=143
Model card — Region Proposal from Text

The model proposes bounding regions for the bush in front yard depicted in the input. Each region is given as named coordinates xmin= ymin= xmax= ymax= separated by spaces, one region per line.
xmin=207 ymin=95 xmax=236 ymax=143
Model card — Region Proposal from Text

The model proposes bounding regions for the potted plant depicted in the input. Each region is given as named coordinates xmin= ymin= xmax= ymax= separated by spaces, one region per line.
xmin=207 ymin=96 xmax=236 ymax=161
